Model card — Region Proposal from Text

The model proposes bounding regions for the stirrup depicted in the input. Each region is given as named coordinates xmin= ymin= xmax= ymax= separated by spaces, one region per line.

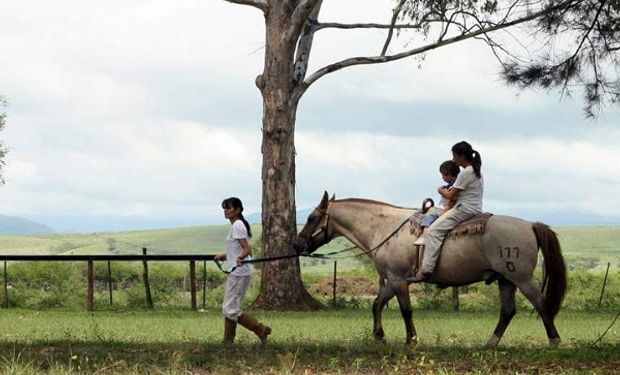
xmin=407 ymin=271 xmax=431 ymax=284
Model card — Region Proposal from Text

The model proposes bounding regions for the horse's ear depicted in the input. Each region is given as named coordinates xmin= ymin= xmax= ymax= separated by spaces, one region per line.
xmin=330 ymin=194 xmax=335 ymax=201
xmin=319 ymin=191 xmax=329 ymax=208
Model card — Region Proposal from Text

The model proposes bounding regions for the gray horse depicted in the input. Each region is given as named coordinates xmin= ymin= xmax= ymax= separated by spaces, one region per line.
xmin=293 ymin=192 xmax=567 ymax=347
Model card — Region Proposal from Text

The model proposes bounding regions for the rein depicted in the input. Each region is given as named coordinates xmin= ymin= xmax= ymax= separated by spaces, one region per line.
xmin=336 ymin=214 xmax=413 ymax=258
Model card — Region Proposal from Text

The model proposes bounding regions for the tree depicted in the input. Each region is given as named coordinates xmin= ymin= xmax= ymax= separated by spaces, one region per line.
xmin=0 ymin=95 xmax=7 ymax=184
xmin=222 ymin=0 xmax=611 ymax=309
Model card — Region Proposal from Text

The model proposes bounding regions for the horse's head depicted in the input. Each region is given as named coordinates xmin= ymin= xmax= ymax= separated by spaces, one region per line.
xmin=293 ymin=191 xmax=335 ymax=255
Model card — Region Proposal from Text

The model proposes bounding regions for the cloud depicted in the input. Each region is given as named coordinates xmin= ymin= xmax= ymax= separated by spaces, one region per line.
xmin=295 ymin=129 xmax=620 ymax=222
xmin=1 ymin=0 xmax=619 ymax=232
xmin=3 ymin=118 xmax=262 ymax=223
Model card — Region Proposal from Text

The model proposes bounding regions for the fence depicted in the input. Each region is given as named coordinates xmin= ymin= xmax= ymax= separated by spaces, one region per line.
xmin=1 ymin=255 xmax=353 ymax=310
xmin=0 ymin=249 xmax=215 ymax=311
xmin=3 ymin=253 xmax=484 ymax=311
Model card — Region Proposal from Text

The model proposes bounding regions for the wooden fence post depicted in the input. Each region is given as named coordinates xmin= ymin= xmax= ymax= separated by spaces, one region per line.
xmin=189 ymin=260 xmax=197 ymax=310
xmin=142 ymin=248 xmax=154 ymax=309
xmin=3 ymin=261 xmax=8 ymax=308
xmin=87 ymin=259 xmax=94 ymax=311
xmin=107 ymin=261 xmax=113 ymax=305
xmin=599 ymin=262 xmax=611 ymax=308
xmin=332 ymin=261 xmax=337 ymax=306
xmin=202 ymin=260 xmax=207 ymax=309
xmin=452 ymin=287 xmax=459 ymax=311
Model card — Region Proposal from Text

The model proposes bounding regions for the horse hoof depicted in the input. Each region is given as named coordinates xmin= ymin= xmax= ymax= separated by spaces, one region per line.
xmin=549 ymin=337 xmax=561 ymax=348
xmin=485 ymin=334 xmax=500 ymax=348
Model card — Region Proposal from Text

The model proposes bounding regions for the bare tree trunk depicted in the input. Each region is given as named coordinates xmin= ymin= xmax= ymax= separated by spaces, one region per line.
xmin=251 ymin=4 xmax=322 ymax=310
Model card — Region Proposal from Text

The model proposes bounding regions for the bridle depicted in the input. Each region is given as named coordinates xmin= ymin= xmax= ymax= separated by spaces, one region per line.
xmin=297 ymin=203 xmax=332 ymax=253
xmin=312 ymin=206 xmax=331 ymax=240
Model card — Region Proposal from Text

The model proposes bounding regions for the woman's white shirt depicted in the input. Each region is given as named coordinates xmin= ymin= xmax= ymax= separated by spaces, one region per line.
xmin=453 ymin=165 xmax=484 ymax=213
xmin=226 ymin=220 xmax=252 ymax=276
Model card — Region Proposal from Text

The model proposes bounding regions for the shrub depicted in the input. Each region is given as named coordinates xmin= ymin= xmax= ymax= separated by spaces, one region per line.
xmin=4 ymin=262 xmax=82 ymax=308
xmin=2 ymin=260 xmax=619 ymax=312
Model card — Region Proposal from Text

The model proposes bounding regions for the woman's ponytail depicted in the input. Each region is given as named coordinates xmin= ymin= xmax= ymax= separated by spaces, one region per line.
xmin=239 ymin=213 xmax=252 ymax=238
xmin=471 ymin=149 xmax=482 ymax=178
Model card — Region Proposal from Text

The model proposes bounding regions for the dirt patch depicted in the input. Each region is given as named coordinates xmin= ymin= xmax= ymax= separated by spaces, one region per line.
xmin=309 ymin=276 xmax=378 ymax=297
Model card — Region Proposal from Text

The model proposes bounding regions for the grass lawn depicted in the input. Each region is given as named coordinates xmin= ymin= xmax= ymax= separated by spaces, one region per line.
xmin=1 ymin=225 xmax=619 ymax=373
xmin=0 ymin=308 xmax=618 ymax=374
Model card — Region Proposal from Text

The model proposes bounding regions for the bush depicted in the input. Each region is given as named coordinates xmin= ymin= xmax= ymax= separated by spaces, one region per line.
xmin=562 ymin=270 xmax=620 ymax=311
xmin=2 ymin=260 xmax=620 ymax=312
xmin=92 ymin=262 xmax=141 ymax=284
xmin=2 ymin=261 xmax=230 ymax=310
xmin=4 ymin=262 xmax=82 ymax=308
xmin=564 ymin=255 xmax=600 ymax=271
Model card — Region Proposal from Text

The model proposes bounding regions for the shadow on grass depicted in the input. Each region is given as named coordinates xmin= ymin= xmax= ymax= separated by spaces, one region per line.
xmin=1 ymin=339 xmax=619 ymax=373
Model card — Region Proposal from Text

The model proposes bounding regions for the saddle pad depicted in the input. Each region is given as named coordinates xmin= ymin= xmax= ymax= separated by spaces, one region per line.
xmin=446 ymin=212 xmax=493 ymax=239
xmin=410 ymin=212 xmax=493 ymax=239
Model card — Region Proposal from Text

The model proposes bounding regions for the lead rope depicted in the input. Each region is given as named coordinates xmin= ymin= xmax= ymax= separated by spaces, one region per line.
xmin=215 ymin=253 xmax=325 ymax=274
xmin=215 ymin=213 xmax=415 ymax=274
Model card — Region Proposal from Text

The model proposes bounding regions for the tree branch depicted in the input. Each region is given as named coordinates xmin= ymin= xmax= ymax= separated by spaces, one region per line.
xmin=223 ymin=0 xmax=269 ymax=13
xmin=316 ymin=22 xmax=424 ymax=30
xmin=570 ymin=0 xmax=606 ymax=63
xmin=293 ymin=0 xmax=323 ymax=84
xmin=287 ymin=0 xmax=322 ymax=42
xmin=438 ymin=10 xmax=460 ymax=42
xmin=381 ymin=0 xmax=407 ymax=56
xmin=294 ymin=0 xmax=578 ymax=99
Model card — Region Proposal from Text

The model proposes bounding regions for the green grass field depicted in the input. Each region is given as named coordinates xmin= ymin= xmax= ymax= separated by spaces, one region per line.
xmin=0 ymin=309 xmax=618 ymax=374
xmin=555 ymin=226 xmax=620 ymax=271
xmin=1 ymin=225 xmax=619 ymax=373
xmin=0 ymin=225 xmax=235 ymax=255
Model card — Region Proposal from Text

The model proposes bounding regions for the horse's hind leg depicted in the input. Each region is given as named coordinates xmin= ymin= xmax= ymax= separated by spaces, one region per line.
xmin=486 ymin=277 xmax=517 ymax=348
xmin=517 ymin=280 xmax=561 ymax=347
xmin=393 ymin=280 xmax=417 ymax=345
xmin=372 ymin=277 xmax=396 ymax=341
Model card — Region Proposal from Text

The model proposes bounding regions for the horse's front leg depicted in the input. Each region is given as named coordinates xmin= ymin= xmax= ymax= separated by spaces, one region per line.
xmin=372 ymin=277 xmax=395 ymax=341
xmin=393 ymin=280 xmax=417 ymax=345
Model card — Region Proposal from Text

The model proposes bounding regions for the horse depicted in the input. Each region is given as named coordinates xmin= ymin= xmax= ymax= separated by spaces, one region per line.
xmin=292 ymin=192 xmax=567 ymax=347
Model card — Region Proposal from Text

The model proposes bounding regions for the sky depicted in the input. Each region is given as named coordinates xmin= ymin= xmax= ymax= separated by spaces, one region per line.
xmin=1 ymin=0 xmax=620 ymax=233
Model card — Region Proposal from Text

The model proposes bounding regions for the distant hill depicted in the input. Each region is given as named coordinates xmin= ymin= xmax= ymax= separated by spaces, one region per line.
xmin=0 ymin=215 xmax=55 ymax=235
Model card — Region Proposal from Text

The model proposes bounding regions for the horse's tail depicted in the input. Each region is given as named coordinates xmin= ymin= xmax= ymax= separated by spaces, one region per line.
xmin=532 ymin=222 xmax=567 ymax=318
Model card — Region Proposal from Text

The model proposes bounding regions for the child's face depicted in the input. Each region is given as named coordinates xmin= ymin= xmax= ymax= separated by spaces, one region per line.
xmin=441 ymin=173 xmax=456 ymax=183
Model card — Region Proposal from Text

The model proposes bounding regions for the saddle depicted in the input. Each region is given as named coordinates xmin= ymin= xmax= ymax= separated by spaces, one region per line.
xmin=410 ymin=199 xmax=493 ymax=240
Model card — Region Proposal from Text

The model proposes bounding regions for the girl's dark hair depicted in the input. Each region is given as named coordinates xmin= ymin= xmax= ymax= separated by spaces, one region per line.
xmin=439 ymin=160 xmax=460 ymax=177
xmin=451 ymin=141 xmax=482 ymax=178
xmin=222 ymin=197 xmax=252 ymax=238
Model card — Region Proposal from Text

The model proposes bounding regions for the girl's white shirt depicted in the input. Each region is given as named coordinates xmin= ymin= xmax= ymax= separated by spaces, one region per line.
xmin=225 ymin=220 xmax=252 ymax=276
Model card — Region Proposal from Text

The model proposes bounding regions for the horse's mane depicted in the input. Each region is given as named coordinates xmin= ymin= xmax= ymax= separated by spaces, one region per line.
xmin=335 ymin=198 xmax=414 ymax=211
